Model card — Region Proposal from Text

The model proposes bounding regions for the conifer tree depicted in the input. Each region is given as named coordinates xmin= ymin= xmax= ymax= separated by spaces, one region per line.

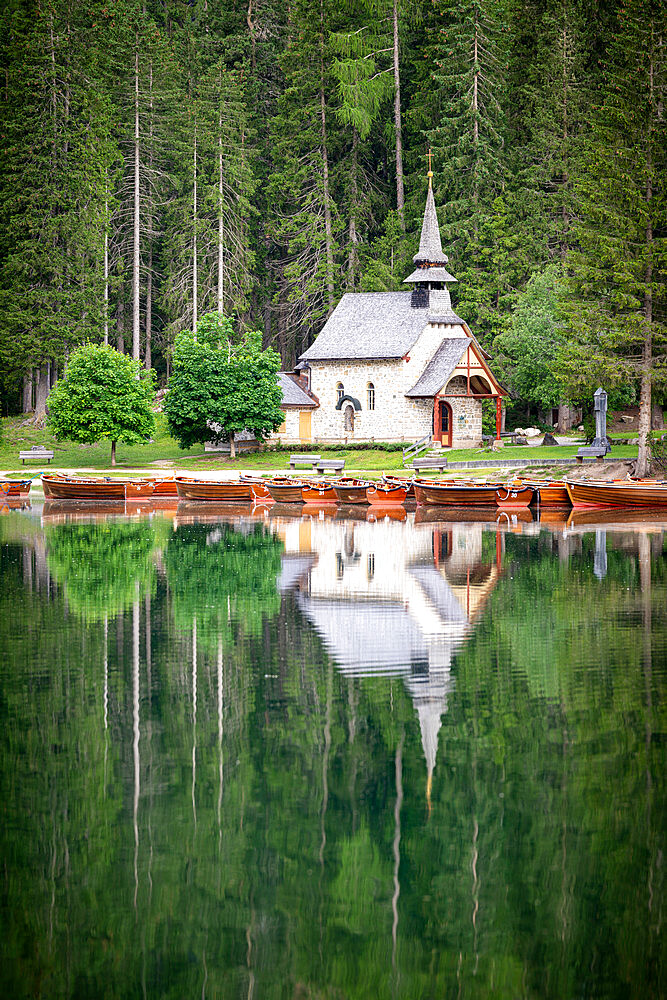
xmin=560 ymin=0 xmax=667 ymax=476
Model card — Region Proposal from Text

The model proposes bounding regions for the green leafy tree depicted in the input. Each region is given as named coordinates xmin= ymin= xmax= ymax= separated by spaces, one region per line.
xmin=164 ymin=311 xmax=284 ymax=457
xmin=493 ymin=265 xmax=566 ymax=413
xmin=47 ymin=343 xmax=155 ymax=465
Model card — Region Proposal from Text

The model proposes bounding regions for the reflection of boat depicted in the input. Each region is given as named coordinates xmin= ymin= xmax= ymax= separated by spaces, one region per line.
xmin=537 ymin=509 xmax=569 ymax=528
xmin=42 ymin=500 xmax=127 ymax=521
xmin=414 ymin=479 xmax=501 ymax=506
xmin=495 ymin=484 xmax=536 ymax=509
xmin=268 ymin=502 xmax=308 ymax=519
xmin=367 ymin=483 xmax=407 ymax=506
xmin=302 ymin=503 xmax=338 ymax=518
xmin=335 ymin=504 xmax=368 ymax=521
xmin=414 ymin=506 xmax=501 ymax=525
xmin=0 ymin=479 xmax=32 ymax=497
xmin=565 ymin=507 xmax=667 ymax=530
xmin=266 ymin=480 xmax=306 ymax=503
xmin=301 ymin=482 xmax=338 ymax=504
xmin=366 ymin=505 xmax=407 ymax=522
xmin=566 ymin=479 xmax=667 ymax=509
xmin=0 ymin=498 xmax=31 ymax=512
xmin=173 ymin=501 xmax=254 ymax=524
xmin=175 ymin=477 xmax=253 ymax=501
xmin=333 ymin=479 xmax=371 ymax=504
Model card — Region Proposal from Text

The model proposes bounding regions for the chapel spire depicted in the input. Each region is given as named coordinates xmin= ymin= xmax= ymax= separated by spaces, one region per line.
xmin=404 ymin=161 xmax=457 ymax=285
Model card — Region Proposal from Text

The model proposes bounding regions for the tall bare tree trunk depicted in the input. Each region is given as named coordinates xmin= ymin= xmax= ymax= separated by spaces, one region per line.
xmin=393 ymin=0 xmax=405 ymax=230
xmin=34 ymin=364 xmax=50 ymax=423
xmin=217 ymin=104 xmax=224 ymax=316
xmin=23 ymin=371 xmax=34 ymax=413
xmin=132 ymin=35 xmax=141 ymax=360
xmin=145 ymin=62 xmax=153 ymax=370
xmin=103 ymin=188 xmax=109 ymax=345
xmin=319 ymin=0 xmax=335 ymax=313
xmin=193 ymin=121 xmax=198 ymax=334
xmin=347 ymin=129 xmax=359 ymax=289
xmin=636 ymin=42 xmax=655 ymax=480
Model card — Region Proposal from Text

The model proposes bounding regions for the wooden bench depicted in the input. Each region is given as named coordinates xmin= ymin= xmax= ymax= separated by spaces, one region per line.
xmin=316 ymin=459 xmax=345 ymax=475
xmin=20 ymin=445 xmax=54 ymax=464
xmin=412 ymin=456 xmax=448 ymax=471
xmin=576 ymin=445 xmax=607 ymax=463
xmin=289 ymin=453 xmax=321 ymax=470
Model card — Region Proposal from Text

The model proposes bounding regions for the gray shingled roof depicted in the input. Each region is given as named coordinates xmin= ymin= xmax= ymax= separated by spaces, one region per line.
xmin=413 ymin=186 xmax=449 ymax=265
xmin=405 ymin=338 xmax=470 ymax=397
xmin=277 ymin=372 xmax=317 ymax=407
xmin=404 ymin=265 xmax=457 ymax=284
xmin=299 ymin=292 xmax=429 ymax=361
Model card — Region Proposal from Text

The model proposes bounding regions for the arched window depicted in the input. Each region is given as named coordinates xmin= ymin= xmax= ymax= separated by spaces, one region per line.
xmin=336 ymin=382 xmax=344 ymax=404
xmin=367 ymin=382 xmax=375 ymax=410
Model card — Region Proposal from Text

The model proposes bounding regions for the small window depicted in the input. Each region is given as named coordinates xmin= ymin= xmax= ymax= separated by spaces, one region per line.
xmin=336 ymin=382 xmax=344 ymax=404
xmin=367 ymin=382 xmax=375 ymax=410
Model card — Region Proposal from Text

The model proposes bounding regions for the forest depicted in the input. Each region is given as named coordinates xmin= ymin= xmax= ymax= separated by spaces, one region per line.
xmin=0 ymin=0 xmax=665 ymax=428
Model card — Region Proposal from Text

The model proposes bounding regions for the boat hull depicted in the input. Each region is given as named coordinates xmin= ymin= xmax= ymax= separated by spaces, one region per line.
xmin=0 ymin=479 xmax=32 ymax=497
xmin=175 ymin=478 xmax=253 ymax=501
xmin=495 ymin=485 xmax=536 ymax=509
xmin=240 ymin=476 xmax=273 ymax=501
xmin=302 ymin=484 xmax=338 ymax=504
xmin=333 ymin=480 xmax=370 ymax=504
xmin=42 ymin=475 xmax=126 ymax=500
xmin=517 ymin=479 xmax=571 ymax=507
xmin=414 ymin=480 xmax=500 ymax=506
xmin=366 ymin=485 xmax=407 ymax=506
xmin=266 ymin=481 xmax=306 ymax=503
xmin=566 ymin=479 xmax=667 ymax=509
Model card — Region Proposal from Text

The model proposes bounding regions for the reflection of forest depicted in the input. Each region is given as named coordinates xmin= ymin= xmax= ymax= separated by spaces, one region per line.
xmin=0 ymin=510 xmax=664 ymax=1000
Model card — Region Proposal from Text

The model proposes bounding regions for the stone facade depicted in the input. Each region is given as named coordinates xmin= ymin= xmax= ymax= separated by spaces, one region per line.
xmin=439 ymin=375 xmax=483 ymax=448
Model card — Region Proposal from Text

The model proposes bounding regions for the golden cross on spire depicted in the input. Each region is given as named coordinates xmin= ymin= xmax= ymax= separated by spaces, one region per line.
xmin=427 ymin=148 xmax=433 ymax=188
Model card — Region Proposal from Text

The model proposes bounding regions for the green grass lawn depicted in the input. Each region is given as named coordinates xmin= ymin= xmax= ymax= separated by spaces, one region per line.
xmin=0 ymin=413 xmax=639 ymax=477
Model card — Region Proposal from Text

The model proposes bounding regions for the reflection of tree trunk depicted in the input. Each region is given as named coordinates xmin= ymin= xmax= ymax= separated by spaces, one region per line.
xmin=22 ymin=542 xmax=33 ymax=590
xmin=638 ymin=534 xmax=655 ymax=924
xmin=392 ymin=733 xmax=404 ymax=971
xmin=217 ymin=634 xmax=224 ymax=847
xmin=192 ymin=617 xmax=197 ymax=831
xmin=133 ymin=598 xmax=140 ymax=912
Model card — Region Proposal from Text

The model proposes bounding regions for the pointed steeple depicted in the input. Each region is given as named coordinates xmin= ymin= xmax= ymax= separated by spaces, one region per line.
xmin=404 ymin=162 xmax=457 ymax=286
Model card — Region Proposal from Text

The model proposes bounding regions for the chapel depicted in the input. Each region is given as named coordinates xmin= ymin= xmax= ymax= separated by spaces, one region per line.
xmin=275 ymin=168 xmax=506 ymax=448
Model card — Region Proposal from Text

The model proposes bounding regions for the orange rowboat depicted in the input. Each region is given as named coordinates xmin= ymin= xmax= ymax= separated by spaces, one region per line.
xmin=413 ymin=479 xmax=501 ymax=506
xmin=266 ymin=480 xmax=306 ymax=503
xmin=42 ymin=474 xmax=126 ymax=500
xmin=565 ymin=479 xmax=667 ymax=509
xmin=366 ymin=483 xmax=408 ymax=506
xmin=333 ymin=479 xmax=371 ymax=504
xmin=240 ymin=476 xmax=273 ymax=501
xmin=0 ymin=479 xmax=32 ymax=497
xmin=302 ymin=482 xmax=338 ymax=504
xmin=175 ymin=477 xmax=253 ymax=501
xmin=382 ymin=474 xmax=416 ymax=497
xmin=495 ymin=484 xmax=537 ymax=509
xmin=516 ymin=479 xmax=571 ymax=507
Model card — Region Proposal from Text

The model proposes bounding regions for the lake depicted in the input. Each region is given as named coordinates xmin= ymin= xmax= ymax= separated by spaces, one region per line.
xmin=0 ymin=500 xmax=665 ymax=999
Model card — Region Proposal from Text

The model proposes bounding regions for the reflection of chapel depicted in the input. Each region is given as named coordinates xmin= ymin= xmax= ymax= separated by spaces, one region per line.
xmin=276 ymin=169 xmax=506 ymax=448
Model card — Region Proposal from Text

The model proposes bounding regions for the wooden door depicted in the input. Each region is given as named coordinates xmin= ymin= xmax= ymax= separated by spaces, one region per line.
xmin=299 ymin=410 xmax=312 ymax=442
xmin=433 ymin=400 xmax=452 ymax=447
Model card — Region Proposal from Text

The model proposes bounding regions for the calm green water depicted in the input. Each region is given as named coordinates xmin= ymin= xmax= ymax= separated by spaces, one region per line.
xmin=0 ymin=502 xmax=665 ymax=999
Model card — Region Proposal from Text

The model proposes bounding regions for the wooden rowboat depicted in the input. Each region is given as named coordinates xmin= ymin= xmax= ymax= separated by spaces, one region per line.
xmin=266 ymin=479 xmax=306 ymax=503
xmin=413 ymin=479 xmax=501 ymax=507
xmin=366 ymin=483 xmax=408 ymax=506
xmin=302 ymin=482 xmax=338 ymax=504
xmin=240 ymin=475 xmax=273 ymax=501
xmin=333 ymin=479 xmax=371 ymax=504
xmin=175 ymin=477 xmax=253 ymax=501
xmin=0 ymin=479 xmax=32 ymax=497
xmin=42 ymin=473 xmax=126 ymax=500
xmin=495 ymin=484 xmax=537 ymax=509
xmin=515 ymin=478 xmax=571 ymax=507
xmin=151 ymin=478 xmax=179 ymax=498
xmin=382 ymin=474 xmax=416 ymax=497
xmin=565 ymin=479 xmax=667 ymax=509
